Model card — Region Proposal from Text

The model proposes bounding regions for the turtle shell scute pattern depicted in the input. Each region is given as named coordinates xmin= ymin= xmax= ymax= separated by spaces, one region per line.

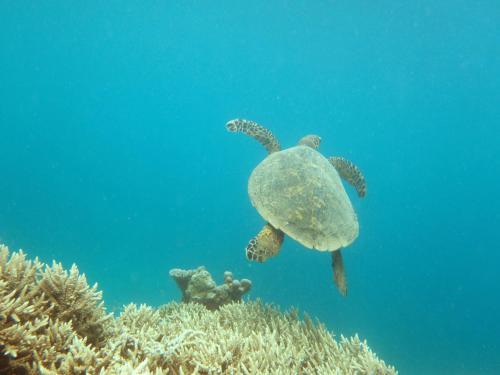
xmin=248 ymin=146 xmax=358 ymax=251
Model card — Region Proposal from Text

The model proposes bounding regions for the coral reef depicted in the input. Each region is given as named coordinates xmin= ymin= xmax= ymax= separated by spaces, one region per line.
xmin=169 ymin=266 xmax=252 ymax=310
xmin=0 ymin=244 xmax=113 ymax=374
xmin=0 ymin=244 xmax=397 ymax=374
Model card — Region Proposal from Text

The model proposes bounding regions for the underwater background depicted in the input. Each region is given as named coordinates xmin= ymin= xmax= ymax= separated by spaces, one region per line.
xmin=0 ymin=1 xmax=498 ymax=374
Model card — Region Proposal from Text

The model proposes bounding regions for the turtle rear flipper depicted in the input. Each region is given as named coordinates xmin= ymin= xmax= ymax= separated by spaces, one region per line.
xmin=246 ymin=223 xmax=284 ymax=262
xmin=226 ymin=119 xmax=281 ymax=154
xmin=332 ymin=250 xmax=347 ymax=296
xmin=328 ymin=156 xmax=367 ymax=198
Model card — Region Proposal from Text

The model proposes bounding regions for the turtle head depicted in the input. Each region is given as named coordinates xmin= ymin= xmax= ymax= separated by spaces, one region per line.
xmin=298 ymin=134 xmax=321 ymax=150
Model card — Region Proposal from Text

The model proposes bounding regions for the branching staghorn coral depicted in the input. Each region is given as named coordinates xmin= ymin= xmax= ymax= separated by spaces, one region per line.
xmin=38 ymin=261 xmax=113 ymax=347
xmin=103 ymin=301 xmax=397 ymax=374
xmin=0 ymin=244 xmax=397 ymax=374
xmin=0 ymin=244 xmax=112 ymax=374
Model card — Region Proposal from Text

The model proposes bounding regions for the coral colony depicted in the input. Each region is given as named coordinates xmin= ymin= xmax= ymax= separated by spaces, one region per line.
xmin=169 ymin=266 xmax=251 ymax=310
xmin=0 ymin=244 xmax=396 ymax=374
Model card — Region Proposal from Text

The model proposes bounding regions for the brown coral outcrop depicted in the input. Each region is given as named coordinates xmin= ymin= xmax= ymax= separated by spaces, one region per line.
xmin=0 ymin=244 xmax=397 ymax=374
xmin=169 ymin=266 xmax=252 ymax=310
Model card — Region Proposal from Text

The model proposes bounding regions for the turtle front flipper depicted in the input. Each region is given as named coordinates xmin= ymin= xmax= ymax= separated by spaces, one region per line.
xmin=298 ymin=134 xmax=321 ymax=150
xmin=225 ymin=119 xmax=281 ymax=154
xmin=246 ymin=223 xmax=284 ymax=262
xmin=328 ymin=156 xmax=367 ymax=198
xmin=332 ymin=250 xmax=347 ymax=296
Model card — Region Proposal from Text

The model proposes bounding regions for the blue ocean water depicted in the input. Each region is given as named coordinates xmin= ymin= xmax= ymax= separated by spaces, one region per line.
xmin=1 ymin=1 xmax=499 ymax=373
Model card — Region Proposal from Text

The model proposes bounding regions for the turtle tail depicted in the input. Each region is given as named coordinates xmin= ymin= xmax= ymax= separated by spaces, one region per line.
xmin=246 ymin=223 xmax=284 ymax=262
xmin=226 ymin=119 xmax=281 ymax=154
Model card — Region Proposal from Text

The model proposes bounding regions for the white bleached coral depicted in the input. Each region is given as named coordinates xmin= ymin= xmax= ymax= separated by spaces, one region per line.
xmin=0 ymin=244 xmax=397 ymax=374
xmin=0 ymin=244 xmax=112 ymax=374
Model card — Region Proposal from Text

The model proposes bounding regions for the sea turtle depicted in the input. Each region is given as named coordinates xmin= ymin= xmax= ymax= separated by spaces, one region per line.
xmin=225 ymin=118 xmax=367 ymax=296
